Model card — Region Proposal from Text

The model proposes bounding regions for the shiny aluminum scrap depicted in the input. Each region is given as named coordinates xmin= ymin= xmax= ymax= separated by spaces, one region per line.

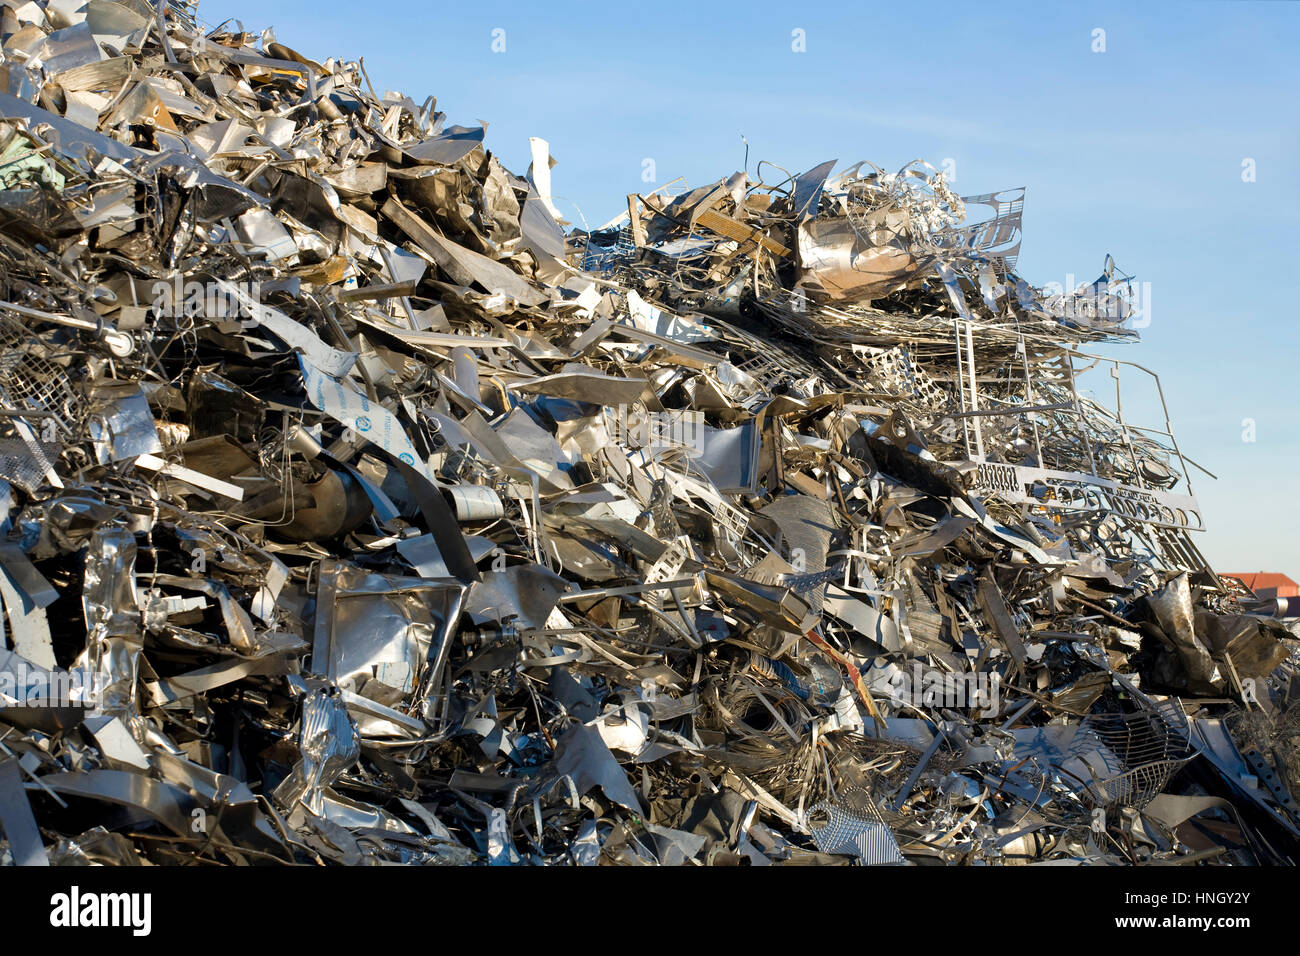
xmin=0 ymin=0 xmax=1295 ymax=868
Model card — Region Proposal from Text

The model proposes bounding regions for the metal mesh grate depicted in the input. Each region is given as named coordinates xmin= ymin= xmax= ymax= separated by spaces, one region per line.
xmin=808 ymin=787 xmax=907 ymax=865
xmin=0 ymin=320 xmax=80 ymax=418
xmin=0 ymin=318 xmax=79 ymax=490
xmin=0 ymin=434 xmax=60 ymax=493
xmin=0 ymin=326 xmax=77 ymax=419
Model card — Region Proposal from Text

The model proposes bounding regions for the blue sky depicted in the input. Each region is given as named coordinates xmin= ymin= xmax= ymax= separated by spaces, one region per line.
xmin=198 ymin=0 xmax=1299 ymax=575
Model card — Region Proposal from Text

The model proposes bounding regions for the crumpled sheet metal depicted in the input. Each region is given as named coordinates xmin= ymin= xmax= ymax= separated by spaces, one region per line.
xmin=0 ymin=0 xmax=1294 ymax=868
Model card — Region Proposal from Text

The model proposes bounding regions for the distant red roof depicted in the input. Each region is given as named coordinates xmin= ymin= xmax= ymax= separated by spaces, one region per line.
xmin=1221 ymin=572 xmax=1299 ymax=597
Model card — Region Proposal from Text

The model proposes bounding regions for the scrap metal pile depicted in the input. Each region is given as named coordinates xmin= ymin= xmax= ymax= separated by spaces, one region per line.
xmin=0 ymin=0 xmax=1296 ymax=867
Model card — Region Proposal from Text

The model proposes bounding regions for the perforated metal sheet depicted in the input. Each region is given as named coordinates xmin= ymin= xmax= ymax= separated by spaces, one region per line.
xmin=808 ymin=790 xmax=906 ymax=865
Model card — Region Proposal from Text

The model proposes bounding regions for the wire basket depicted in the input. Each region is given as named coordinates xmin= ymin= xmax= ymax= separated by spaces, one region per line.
xmin=0 ymin=316 xmax=81 ymax=492
xmin=1071 ymin=700 xmax=1195 ymax=809
xmin=0 ymin=317 xmax=80 ymax=419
